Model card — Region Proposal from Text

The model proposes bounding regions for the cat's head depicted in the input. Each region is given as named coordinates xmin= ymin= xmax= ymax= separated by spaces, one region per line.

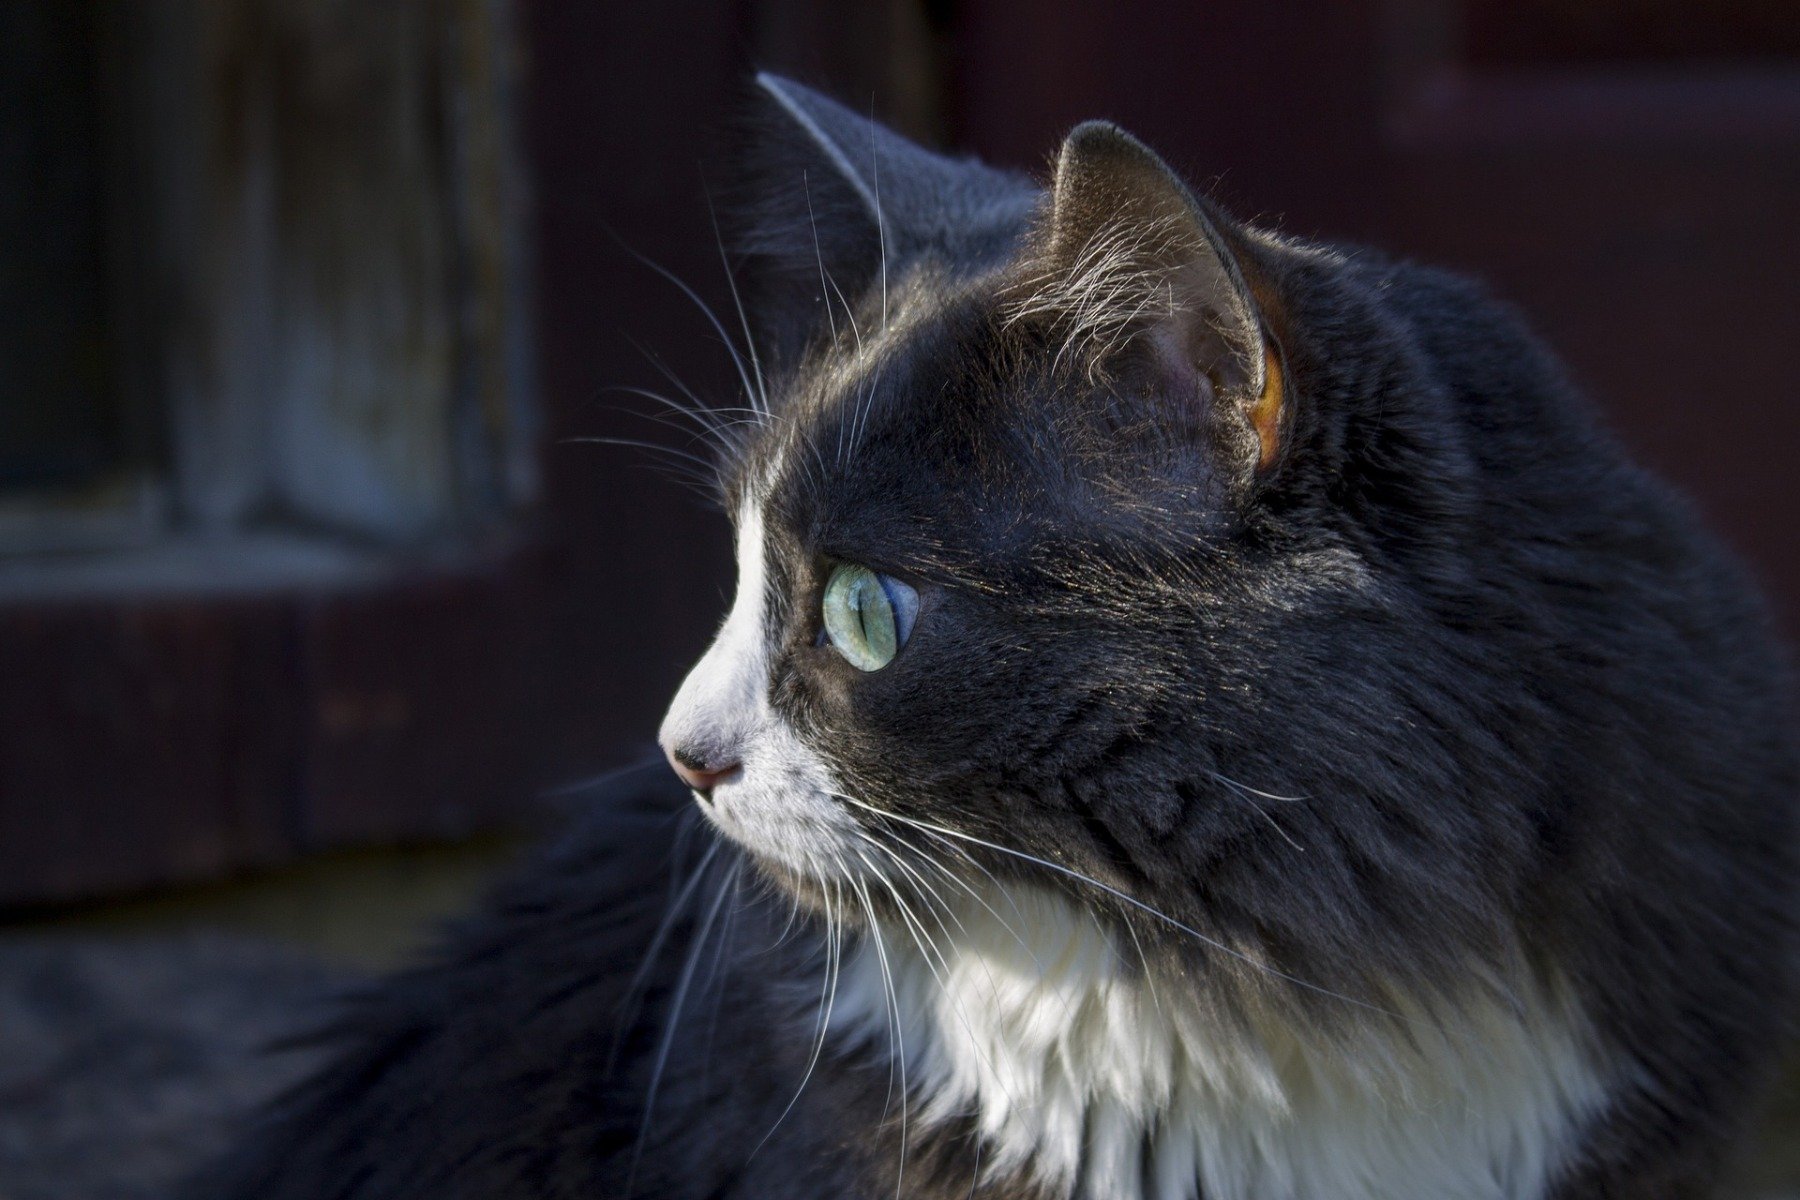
xmin=658 ymin=75 xmax=1508 ymax=998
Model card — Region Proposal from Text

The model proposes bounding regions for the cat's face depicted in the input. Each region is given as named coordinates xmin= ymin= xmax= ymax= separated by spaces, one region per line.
xmin=656 ymin=82 xmax=1342 ymax=923
xmin=659 ymin=277 xmax=1235 ymax=897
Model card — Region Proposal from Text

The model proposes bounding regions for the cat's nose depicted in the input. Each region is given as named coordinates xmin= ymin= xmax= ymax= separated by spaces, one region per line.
xmin=665 ymin=743 xmax=741 ymax=799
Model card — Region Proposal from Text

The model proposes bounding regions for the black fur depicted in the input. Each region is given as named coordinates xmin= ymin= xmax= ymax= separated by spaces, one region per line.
xmin=193 ymin=76 xmax=1797 ymax=1199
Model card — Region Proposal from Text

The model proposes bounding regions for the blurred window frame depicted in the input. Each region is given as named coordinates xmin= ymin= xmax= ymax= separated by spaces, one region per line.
xmin=0 ymin=0 xmax=537 ymax=602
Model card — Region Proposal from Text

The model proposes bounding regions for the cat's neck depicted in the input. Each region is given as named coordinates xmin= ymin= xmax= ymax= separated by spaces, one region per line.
xmin=828 ymin=884 xmax=1606 ymax=1200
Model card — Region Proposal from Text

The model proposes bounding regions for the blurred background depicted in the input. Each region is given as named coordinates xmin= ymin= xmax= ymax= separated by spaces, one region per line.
xmin=0 ymin=0 xmax=1796 ymax=1193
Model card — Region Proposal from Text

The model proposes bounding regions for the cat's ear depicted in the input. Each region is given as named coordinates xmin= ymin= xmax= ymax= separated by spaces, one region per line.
xmin=734 ymin=73 xmax=1036 ymax=370
xmin=1014 ymin=122 xmax=1286 ymax=474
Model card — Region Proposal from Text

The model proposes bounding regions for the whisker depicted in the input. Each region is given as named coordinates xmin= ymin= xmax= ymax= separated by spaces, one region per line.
xmin=860 ymin=836 xmax=966 ymax=938
xmin=597 ymin=395 xmax=759 ymax=459
xmin=595 ymin=381 xmax=737 ymax=444
xmin=607 ymin=230 xmax=764 ymax=421
xmin=749 ymin=866 xmax=845 ymax=1160
xmin=560 ymin=438 xmax=723 ymax=504
xmin=828 ymin=792 xmax=1045 ymax=973
xmin=851 ymin=871 xmax=909 ymax=1200
xmin=1123 ymin=915 xmax=1166 ymax=1021
xmin=628 ymin=853 xmax=734 ymax=1194
xmin=623 ymin=392 xmax=763 ymax=437
xmin=854 ymin=819 xmax=1085 ymax=1034
xmin=852 ymin=839 xmax=1024 ymax=1111
xmin=869 ymin=99 xmax=889 ymax=335
xmin=852 ymin=842 xmax=956 ymax=984
xmin=607 ymin=837 xmax=721 ymax=1073
xmin=559 ymin=435 xmax=719 ymax=474
xmin=804 ymin=171 xmax=839 ymax=347
xmin=1200 ymin=771 xmax=1307 ymax=852
xmin=833 ymin=792 xmax=1396 ymax=1018
xmin=704 ymin=182 xmax=770 ymax=417
xmin=823 ymin=271 xmax=865 ymax=465
xmin=624 ymin=336 xmax=773 ymax=456
xmin=1207 ymin=768 xmax=1308 ymax=802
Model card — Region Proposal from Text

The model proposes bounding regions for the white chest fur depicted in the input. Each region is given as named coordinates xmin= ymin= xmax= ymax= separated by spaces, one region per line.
xmin=830 ymin=886 xmax=1606 ymax=1200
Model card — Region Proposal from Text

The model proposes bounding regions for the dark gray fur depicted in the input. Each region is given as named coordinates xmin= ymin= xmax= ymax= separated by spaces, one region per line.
xmin=192 ymin=76 xmax=1798 ymax=1199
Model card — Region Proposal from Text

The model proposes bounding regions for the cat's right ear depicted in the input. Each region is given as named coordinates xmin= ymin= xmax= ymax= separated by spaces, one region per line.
xmin=1009 ymin=122 xmax=1288 ymax=478
xmin=731 ymin=73 xmax=1036 ymax=371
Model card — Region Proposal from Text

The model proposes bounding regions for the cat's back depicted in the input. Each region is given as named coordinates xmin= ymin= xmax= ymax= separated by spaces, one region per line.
xmin=1341 ymin=246 xmax=1798 ymax=1190
xmin=1353 ymin=243 xmax=1795 ymax=824
xmin=1342 ymin=245 xmax=1789 ymax=668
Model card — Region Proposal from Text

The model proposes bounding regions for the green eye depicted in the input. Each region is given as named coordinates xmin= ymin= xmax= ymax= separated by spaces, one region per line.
xmin=821 ymin=563 xmax=918 ymax=672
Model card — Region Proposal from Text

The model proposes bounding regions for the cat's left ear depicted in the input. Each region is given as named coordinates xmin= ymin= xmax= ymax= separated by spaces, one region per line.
xmin=733 ymin=73 xmax=1037 ymax=371
xmin=1016 ymin=122 xmax=1287 ymax=474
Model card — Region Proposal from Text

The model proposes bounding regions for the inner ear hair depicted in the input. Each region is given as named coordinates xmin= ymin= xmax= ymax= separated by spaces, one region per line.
xmin=1003 ymin=120 xmax=1285 ymax=473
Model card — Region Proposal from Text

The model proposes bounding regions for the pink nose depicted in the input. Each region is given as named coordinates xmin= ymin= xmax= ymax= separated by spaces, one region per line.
xmin=666 ymin=745 xmax=741 ymax=797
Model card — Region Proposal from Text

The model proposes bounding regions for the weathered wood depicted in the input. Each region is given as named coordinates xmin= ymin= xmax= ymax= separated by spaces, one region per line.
xmin=0 ymin=600 xmax=303 ymax=906
xmin=300 ymin=556 xmax=549 ymax=846
xmin=0 ymin=0 xmax=546 ymax=904
xmin=103 ymin=0 xmax=533 ymax=542
xmin=0 ymin=2 xmax=126 ymax=497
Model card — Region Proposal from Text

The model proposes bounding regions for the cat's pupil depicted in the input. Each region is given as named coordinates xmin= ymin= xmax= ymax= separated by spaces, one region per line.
xmin=851 ymin=576 xmax=872 ymax=637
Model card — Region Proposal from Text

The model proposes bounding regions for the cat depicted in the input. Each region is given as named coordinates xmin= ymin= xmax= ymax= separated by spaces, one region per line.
xmin=191 ymin=74 xmax=1798 ymax=1200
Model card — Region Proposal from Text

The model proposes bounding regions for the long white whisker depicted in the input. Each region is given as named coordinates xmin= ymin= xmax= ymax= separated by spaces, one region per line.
xmin=851 ymin=872 xmax=909 ymax=1198
xmin=906 ymin=846 xmax=1048 ymax=973
xmin=856 ymin=821 xmax=1087 ymax=1035
xmin=851 ymin=373 xmax=875 ymax=462
xmin=851 ymin=835 xmax=1039 ymax=1163
xmin=560 ymin=436 xmax=719 ymax=474
xmin=834 ymin=793 xmax=1396 ymax=1018
xmin=628 ymin=856 xmax=734 ymax=1193
xmin=560 ymin=437 xmax=724 ymax=502
xmin=626 ymin=335 xmax=713 ymax=409
xmin=596 ymin=383 xmax=730 ymax=440
xmin=705 ymin=185 xmax=770 ymax=417
xmin=750 ymin=868 xmax=844 ymax=1160
xmin=1123 ymin=914 xmax=1166 ymax=1021
xmin=870 ymin=102 xmax=889 ymax=335
xmin=613 ymin=236 xmax=763 ymax=420
xmin=608 ymin=839 xmax=721 ymax=1072
xmin=626 ymin=336 xmax=795 ymax=452
xmin=852 ymin=842 xmax=955 ymax=984
xmin=863 ymin=836 xmax=966 ymax=937
xmin=829 ymin=792 xmax=1046 ymax=973
xmin=604 ymin=396 xmax=761 ymax=458
xmin=804 ymin=171 xmax=839 ymax=346
xmin=1208 ymin=768 xmax=1307 ymax=802
xmin=824 ymin=271 xmax=864 ymax=469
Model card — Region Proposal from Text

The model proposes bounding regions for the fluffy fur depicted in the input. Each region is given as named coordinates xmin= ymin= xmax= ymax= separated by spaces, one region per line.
xmin=192 ymin=75 xmax=1798 ymax=1200
xmin=832 ymin=886 xmax=1607 ymax=1200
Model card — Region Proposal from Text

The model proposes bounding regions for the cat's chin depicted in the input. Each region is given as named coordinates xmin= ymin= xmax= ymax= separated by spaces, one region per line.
xmin=744 ymin=856 xmax=859 ymax=917
xmin=696 ymin=808 xmax=885 ymax=922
